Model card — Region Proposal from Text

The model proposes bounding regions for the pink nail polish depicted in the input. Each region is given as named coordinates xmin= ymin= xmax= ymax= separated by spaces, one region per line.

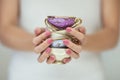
xmin=45 ymin=30 xmax=51 ymax=36
xmin=50 ymin=56 xmax=54 ymax=60
xmin=66 ymin=49 xmax=71 ymax=54
xmin=64 ymin=58 xmax=70 ymax=63
xmin=35 ymin=27 xmax=40 ymax=35
xmin=66 ymin=27 xmax=72 ymax=32
xmin=35 ymin=29 xmax=38 ymax=34
xmin=45 ymin=48 xmax=51 ymax=53
xmin=47 ymin=38 xmax=53 ymax=44
xmin=63 ymin=39 xmax=69 ymax=45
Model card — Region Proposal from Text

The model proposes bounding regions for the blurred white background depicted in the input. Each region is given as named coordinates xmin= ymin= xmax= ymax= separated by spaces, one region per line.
xmin=0 ymin=40 xmax=120 ymax=80
xmin=0 ymin=1 xmax=120 ymax=80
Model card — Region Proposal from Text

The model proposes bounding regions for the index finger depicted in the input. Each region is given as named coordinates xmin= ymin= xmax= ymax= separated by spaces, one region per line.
xmin=66 ymin=27 xmax=85 ymax=42
xmin=34 ymin=27 xmax=45 ymax=36
xmin=75 ymin=26 xmax=86 ymax=34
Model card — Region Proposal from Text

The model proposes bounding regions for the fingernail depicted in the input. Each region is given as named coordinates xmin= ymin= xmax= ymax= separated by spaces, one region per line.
xmin=80 ymin=27 xmax=86 ymax=34
xmin=66 ymin=27 xmax=72 ymax=32
xmin=50 ymin=56 xmax=54 ymax=60
xmin=45 ymin=48 xmax=51 ymax=53
xmin=47 ymin=38 xmax=53 ymax=44
xmin=64 ymin=58 xmax=71 ymax=63
xmin=45 ymin=30 xmax=51 ymax=36
xmin=66 ymin=49 xmax=71 ymax=54
xmin=35 ymin=27 xmax=40 ymax=35
xmin=63 ymin=39 xmax=69 ymax=45
xmin=35 ymin=29 xmax=38 ymax=34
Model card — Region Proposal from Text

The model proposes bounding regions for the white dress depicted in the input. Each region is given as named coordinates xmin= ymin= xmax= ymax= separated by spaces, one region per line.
xmin=8 ymin=0 xmax=104 ymax=80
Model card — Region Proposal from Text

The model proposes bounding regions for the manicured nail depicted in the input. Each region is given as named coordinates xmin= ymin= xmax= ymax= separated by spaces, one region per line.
xmin=80 ymin=27 xmax=86 ymax=34
xmin=35 ymin=29 xmax=38 ymax=34
xmin=63 ymin=39 xmax=69 ymax=45
xmin=47 ymin=38 xmax=53 ymax=44
xmin=50 ymin=56 xmax=54 ymax=60
xmin=35 ymin=27 xmax=40 ymax=35
xmin=45 ymin=30 xmax=51 ymax=36
xmin=45 ymin=48 xmax=51 ymax=53
xmin=66 ymin=49 xmax=71 ymax=54
xmin=66 ymin=27 xmax=72 ymax=32
xmin=63 ymin=58 xmax=71 ymax=63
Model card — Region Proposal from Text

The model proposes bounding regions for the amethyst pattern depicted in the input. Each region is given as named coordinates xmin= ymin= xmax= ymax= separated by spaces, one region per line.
xmin=47 ymin=16 xmax=75 ymax=29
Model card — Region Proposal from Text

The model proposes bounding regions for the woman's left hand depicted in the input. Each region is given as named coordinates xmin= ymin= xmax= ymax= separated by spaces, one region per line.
xmin=63 ymin=27 xmax=86 ymax=61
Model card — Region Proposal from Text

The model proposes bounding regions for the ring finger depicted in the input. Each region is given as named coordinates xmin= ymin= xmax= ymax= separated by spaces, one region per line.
xmin=33 ymin=30 xmax=51 ymax=45
xmin=34 ymin=38 xmax=53 ymax=53
xmin=38 ymin=48 xmax=51 ymax=63
xmin=66 ymin=49 xmax=80 ymax=59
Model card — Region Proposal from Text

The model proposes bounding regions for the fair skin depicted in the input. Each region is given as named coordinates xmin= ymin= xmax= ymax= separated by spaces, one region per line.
xmin=0 ymin=0 xmax=119 ymax=64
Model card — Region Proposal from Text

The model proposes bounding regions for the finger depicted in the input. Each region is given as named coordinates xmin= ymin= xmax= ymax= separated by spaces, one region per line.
xmin=79 ymin=27 xmax=86 ymax=34
xmin=38 ymin=48 xmax=51 ymax=63
xmin=63 ymin=39 xmax=82 ymax=53
xmin=34 ymin=38 xmax=53 ymax=53
xmin=62 ymin=57 xmax=71 ymax=64
xmin=33 ymin=30 xmax=51 ymax=45
xmin=66 ymin=49 xmax=80 ymax=59
xmin=46 ymin=55 xmax=55 ymax=64
xmin=34 ymin=27 xmax=45 ymax=36
xmin=75 ymin=26 xmax=86 ymax=34
xmin=66 ymin=27 xmax=85 ymax=42
xmin=75 ymin=27 xmax=87 ymax=45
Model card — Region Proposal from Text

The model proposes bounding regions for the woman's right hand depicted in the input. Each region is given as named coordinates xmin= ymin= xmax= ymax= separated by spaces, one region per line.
xmin=33 ymin=27 xmax=56 ymax=64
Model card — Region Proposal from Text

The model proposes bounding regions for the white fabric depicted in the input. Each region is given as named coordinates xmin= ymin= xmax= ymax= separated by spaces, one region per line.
xmin=9 ymin=0 xmax=104 ymax=80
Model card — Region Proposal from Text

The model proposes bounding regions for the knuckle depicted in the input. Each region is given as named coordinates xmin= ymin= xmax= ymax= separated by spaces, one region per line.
xmin=75 ymin=54 xmax=80 ymax=59
xmin=34 ymin=46 xmax=42 ymax=53
xmin=33 ymin=38 xmax=38 ymax=45
xmin=34 ymin=47 xmax=39 ymax=53
xmin=38 ymin=58 xmax=43 ymax=63
xmin=47 ymin=60 xmax=51 ymax=64
xmin=81 ymin=37 xmax=86 ymax=45
xmin=78 ymin=34 xmax=84 ymax=41
xmin=39 ymin=57 xmax=45 ymax=62
xmin=68 ymin=41 xmax=73 ymax=47
xmin=77 ymin=46 xmax=82 ymax=53
xmin=40 ymin=34 xmax=45 ymax=39
xmin=47 ymin=61 xmax=51 ymax=64
xmin=43 ymin=54 xmax=49 ymax=59
xmin=71 ymin=29 xmax=76 ymax=34
xmin=82 ymin=35 xmax=85 ymax=40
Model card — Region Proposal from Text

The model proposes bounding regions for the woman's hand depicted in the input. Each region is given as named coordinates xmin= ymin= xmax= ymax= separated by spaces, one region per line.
xmin=33 ymin=27 xmax=86 ymax=64
xmin=63 ymin=27 xmax=86 ymax=59
xmin=33 ymin=28 xmax=56 ymax=64
xmin=33 ymin=28 xmax=71 ymax=64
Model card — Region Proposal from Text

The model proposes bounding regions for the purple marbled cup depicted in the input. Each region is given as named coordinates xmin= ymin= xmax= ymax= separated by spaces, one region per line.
xmin=45 ymin=16 xmax=82 ymax=64
xmin=47 ymin=16 xmax=75 ymax=30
